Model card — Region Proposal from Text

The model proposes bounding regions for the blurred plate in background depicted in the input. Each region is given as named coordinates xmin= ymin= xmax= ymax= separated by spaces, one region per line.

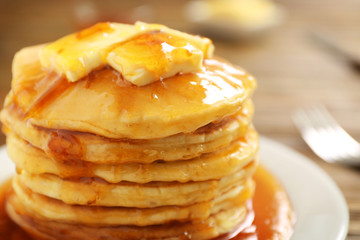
xmin=184 ymin=0 xmax=284 ymax=40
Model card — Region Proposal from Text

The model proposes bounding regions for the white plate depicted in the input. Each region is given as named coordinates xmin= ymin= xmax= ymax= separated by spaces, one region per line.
xmin=0 ymin=146 xmax=14 ymax=183
xmin=0 ymin=137 xmax=349 ymax=239
xmin=260 ymin=137 xmax=348 ymax=240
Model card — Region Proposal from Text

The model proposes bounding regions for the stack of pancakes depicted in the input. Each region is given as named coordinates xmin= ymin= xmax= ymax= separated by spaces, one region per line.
xmin=0 ymin=25 xmax=258 ymax=240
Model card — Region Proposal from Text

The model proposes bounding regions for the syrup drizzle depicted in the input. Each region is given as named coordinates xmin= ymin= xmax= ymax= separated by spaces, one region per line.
xmin=22 ymin=75 xmax=69 ymax=119
xmin=11 ymin=68 xmax=71 ymax=120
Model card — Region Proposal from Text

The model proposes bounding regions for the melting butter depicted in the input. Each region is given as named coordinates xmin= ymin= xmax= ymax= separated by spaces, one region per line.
xmin=39 ymin=22 xmax=139 ymax=83
xmin=107 ymin=31 xmax=204 ymax=86
xmin=40 ymin=22 xmax=214 ymax=86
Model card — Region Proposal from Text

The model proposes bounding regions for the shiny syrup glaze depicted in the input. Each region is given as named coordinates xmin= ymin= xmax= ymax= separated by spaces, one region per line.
xmin=11 ymin=33 xmax=251 ymax=121
xmin=11 ymin=59 xmax=251 ymax=119
xmin=8 ymin=41 xmax=255 ymax=140
xmin=0 ymin=166 xmax=294 ymax=240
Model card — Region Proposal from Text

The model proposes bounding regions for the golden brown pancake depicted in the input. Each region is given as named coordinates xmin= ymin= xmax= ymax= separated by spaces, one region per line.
xmin=3 ymin=45 xmax=256 ymax=139
xmin=1 ymin=100 xmax=254 ymax=164
xmin=12 ymin=177 xmax=254 ymax=226
xmin=7 ymin=195 xmax=250 ymax=240
xmin=8 ymin=128 xmax=258 ymax=183
xmin=17 ymin=160 xmax=257 ymax=207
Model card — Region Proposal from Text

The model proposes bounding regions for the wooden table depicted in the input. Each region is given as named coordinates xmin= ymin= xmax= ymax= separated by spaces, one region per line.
xmin=1 ymin=0 xmax=360 ymax=239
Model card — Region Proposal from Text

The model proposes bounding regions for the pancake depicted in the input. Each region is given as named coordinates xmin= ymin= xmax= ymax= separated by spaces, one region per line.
xmin=3 ymin=44 xmax=256 ymax=139
xmin=7 ymin=196 xmax=250 ymax=240
xmin=12 ymin=177 xmax=254 ymax=226
xmin=8 ymin=128 xmax=258 ymax=183
xmin=1 ymin=100 xmax=254 ymax=164
xmin=17 ymin=159 xmax=257 ymax=207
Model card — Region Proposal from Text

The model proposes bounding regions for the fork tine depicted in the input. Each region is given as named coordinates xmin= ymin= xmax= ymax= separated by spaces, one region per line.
xmin=313 ymin=106 xmax=360 ymax=160
xmin=310 ymin=105 xmax=336 ymax=126
xmin=292 ymin=106 xmax=360 ymax=165
xmin=292 ymin=107 xmax=338 ymax=162
xmin=307 ymin=106 xmax=346 ymax=161
xmin=291 ymin=108 xmax=316 ymax=133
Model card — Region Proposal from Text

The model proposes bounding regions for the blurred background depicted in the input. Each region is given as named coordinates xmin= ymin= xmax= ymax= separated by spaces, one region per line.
xmin=0 ymin=0 xmax=360 ymax=238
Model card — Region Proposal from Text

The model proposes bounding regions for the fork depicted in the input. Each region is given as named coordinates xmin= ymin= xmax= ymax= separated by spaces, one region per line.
xmin=292 ymin=105 xmax=360 ymax=166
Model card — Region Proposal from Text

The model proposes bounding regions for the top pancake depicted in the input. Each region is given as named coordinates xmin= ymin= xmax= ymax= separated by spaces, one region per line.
xmin=3 ymin=45 xmax=256 ymax=139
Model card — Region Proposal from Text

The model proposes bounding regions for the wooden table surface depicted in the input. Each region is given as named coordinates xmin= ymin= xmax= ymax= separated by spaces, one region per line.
xmin=1 ymin=0 xmax=360 ymax=239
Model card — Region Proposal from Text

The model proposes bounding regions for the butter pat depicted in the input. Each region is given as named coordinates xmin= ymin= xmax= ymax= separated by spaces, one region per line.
xmin=40 ymin=23 xmax=139 ymax=82
xmin=107 ymin=31 xmax=204 ymax=86
xmin=134 ymin=22 xmax=214 ymax=59
xmin=39 ymin=22 xmax=214 ymax=86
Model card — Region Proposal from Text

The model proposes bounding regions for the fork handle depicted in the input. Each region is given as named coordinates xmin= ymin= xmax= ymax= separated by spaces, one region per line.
xmin=311 ymin=31 xmax=360 ymax=72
